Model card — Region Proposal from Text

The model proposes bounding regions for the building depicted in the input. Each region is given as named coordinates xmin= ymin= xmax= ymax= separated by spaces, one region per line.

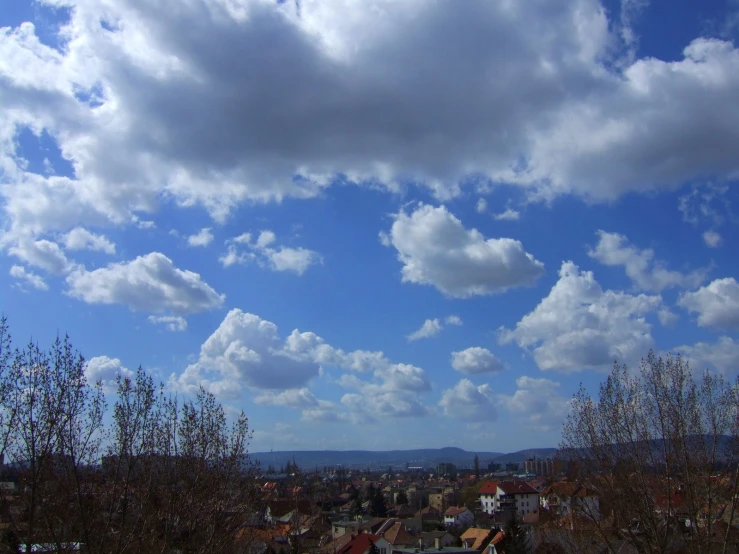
xmin=336 ymin=534 xmax=392 ymax=554
xmin=436 ymin=463 xmax=457 ymax=476
xmin=478 ymin=480 xmax=498 ymax=515
xmin=444 ymin=506 xmax=474 ymax=527
xmin=523 ymin=458 xmax=555 ymax=477
xmin=497 ymin=481 xmax=539 ymax=519
xmin=540 ymin=482 xmax=600 ymax=520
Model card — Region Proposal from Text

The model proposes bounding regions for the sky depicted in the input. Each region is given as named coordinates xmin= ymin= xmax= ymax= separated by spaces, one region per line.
xmin=1 ymin=0 xmax=739 ymax=454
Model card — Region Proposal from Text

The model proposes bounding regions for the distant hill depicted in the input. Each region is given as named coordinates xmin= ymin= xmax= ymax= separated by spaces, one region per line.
xmin=492 ymin=448 xmax=558 ymax=463
xmin=250 ymin=446 xmax=556 ymax=470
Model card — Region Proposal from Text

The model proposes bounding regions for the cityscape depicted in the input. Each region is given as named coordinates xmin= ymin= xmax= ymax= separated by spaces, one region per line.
xmin=2 ymin=0 xmax=739 ymax=551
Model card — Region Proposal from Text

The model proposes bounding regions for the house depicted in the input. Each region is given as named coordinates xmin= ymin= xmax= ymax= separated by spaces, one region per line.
xmin=336 ymin=534 xmax=392 ymax=554
xmin=478 ymin=481 xmax=498 ymax=515
xmin=496 ymin=481 xmax=539 ymax=519
xmin=444 ymin=506 xmax=474 ymax=527
xmin=420 ymin=531 xmax=456 ymax=549
xmin=540 ymin=482 xmax=600 ymax=521
xmin=383 ymin=522 xmax=416 ymax=547
xmin=460 ymin=528 xmax=495 ymax=552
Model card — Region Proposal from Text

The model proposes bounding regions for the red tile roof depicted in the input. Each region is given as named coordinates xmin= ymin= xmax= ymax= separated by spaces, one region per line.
xmin=478 ymin=481 xmax=498 ymax=495
xmin=384 ymin=522 xmax=415 ymax=546
xmin=497 ymin=481 xmax=537 ymax=495
xmin=444 ymin=506 xmax=470 ymax=516
xmin=460 ymin=528 xmax=493 ymax=550
xmin=337 ymin=534 xmax=382 ymax=554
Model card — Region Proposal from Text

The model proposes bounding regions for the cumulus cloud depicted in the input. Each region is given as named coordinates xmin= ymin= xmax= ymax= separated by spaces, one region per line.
xmin=703 ymin=230 xmax=722 ymax=248
xmin=338 ymin=362 xmax=431 ymax=419
xmin=493 ymin=209 xmax=521 ymax=221
xmin=85 ymin=356 xmax=134 ymax=393
xmin=384 ymin=204 xmax=544 ymax=297
xmin=66 ymin=252 xmax=225 ymax=314
xmin=407 ymin=319 xmax=443 ymax=341
xmin=5 ymin=0 xmax=738 ymax=243
xmin=255 ymin=388 xmax=342 ymax=422
xmin=9 ymin=265 xmax=48 ymax=291
xmin=678 ymin=278 xmax=739 ymax=330
xmin=476 ymin=198 xmax=487 ymax=213
xmin=175 ymin=310 xmax=322 ymax=395
xmin=587 ymin=230 xmax=708 ymax=291
xmin=500 ymin=261 xmax=662 ymax=372
xmin=407 ymin=315 xmax=463 ymax=341
xmin=9 ymin=239 xmax=72 ymax=274
xmin=174 ymin=309 xmax=426 ymax=416
xmin=62 ymin=227 xmax=116 ymax=254
xmin=672 ymin=336 xmax=739 ymax=376
xmin=148 ymin=315 xmax=188 ymax=332
xmin=221 ymin=230 xmax=320 ymax=275
xmin=451 ymin=347 xmax=505 ymax=374
xmin=498 ymin=376 xmax=571 ymax=431
xmin=438 ymin=379 xmax=497 ymax=421
xmin=187 ymin=227 xmax=214 ymax=247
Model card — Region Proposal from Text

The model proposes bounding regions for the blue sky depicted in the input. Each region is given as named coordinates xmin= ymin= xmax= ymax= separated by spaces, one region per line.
xmin=1 ymin=0 xmax=739 ymax=453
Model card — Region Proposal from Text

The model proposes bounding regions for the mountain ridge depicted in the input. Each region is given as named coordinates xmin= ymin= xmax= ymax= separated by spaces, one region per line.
xmin=250 ymin=447 xmax=558 ymax=469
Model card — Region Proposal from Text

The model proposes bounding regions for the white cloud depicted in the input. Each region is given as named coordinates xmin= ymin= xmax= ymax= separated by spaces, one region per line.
xmin=9 ymin=265 xmax=48 ymax=291
xmin=9 ymin=238 xmax=72 ymax=274
xmin=255 ymin=230 xmax=277 ymax=249
xmin=85 ymin=356 xmax=134 ymax=394
xmin=187 ymin=227 xmax=214 ymax=247
xmin=66 ymin=252 xmax=225 ymax=314
xmin=266 ymin=247 xmax=319 ymax=275
xmin=493 ymin=209 xmax=521 ymax=221
xmin=255 ymin=388 xmax=342 ymax=422
xmin=672 ymin=336 xmax=739 ymax=376
xmin=148 ymin=315 xmax=188 ymax=332
xmin=500 ymin=261 xmax=661 ymax=372
xmin=438 ymin=379 xmax=497 ymax=421
xmin=255 ymin=388 xmax=321 ymax=409
xmin=451 ymin=347 xmax=505 ymax=374
xmin=221 ymin=231 xmax=320 ymax=275
xmin=175 ymin=309 xmax=322 ymax=395
xmin=678 ymin=278 xmax=739 ymax=330
xmin=62 ymin=227 xmax=116 ymax=254
xmin=498 ymin=376 xmax=571 ymax=431
xmin=5 ymin=1 xmax=738 ymax=238
xmin=338 ymin=362 xmax=431 ymax=419
xmin=384 ymin=204 xmax=544 ymax=297
xmin=588 ymin=230 xmax=708 ymax=291
xmin=476 ymin=198 xmax=487 ymax=213
xmin=703 ymin=230 xmax=722 ymax=248
xmin=658 ymin=308 xmax=679 ymax=327
xmin=407 ymin=318 xmax=443 ymax=341
xmin=445 ymin=315 xmax=463 ymax=326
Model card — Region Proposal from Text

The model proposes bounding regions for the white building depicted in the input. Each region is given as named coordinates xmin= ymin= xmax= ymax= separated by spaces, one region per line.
xmin=443 ymin=506 xmax=474 ymax=527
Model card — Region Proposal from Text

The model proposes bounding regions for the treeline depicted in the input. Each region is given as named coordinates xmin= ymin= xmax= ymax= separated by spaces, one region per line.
xmin=0 ymin=318 xmax=262 ymax=553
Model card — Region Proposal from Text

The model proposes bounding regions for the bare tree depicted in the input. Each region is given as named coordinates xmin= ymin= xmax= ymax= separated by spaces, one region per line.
xmin=556 ymin=352 xmax=739 ymax=554
xmin=0 ymin=318 xmax=264 ymax=554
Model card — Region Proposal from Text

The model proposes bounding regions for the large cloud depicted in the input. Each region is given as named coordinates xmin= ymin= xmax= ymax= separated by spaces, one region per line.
xmin=175 ymin=308 xmax=431 ymax=418
xmin=4 ymin=0 xmax=739 ymax=242
xmin=451 ymin=347 xmax=505 ymax=374
xmin=438 ymin=379 xmax=497 ymax=422
xmin=500 ymin=261 xmax=662 ymax=372
xmin=678 ymin=278 xmax=739 ymax=330
xmin=176 ymin=310 xmax=322 ymax=394
xmin=383 ymin=204 xmax=544 ymax=297
xmin=66 ymin=252 xmax=225 ymax=314
xmin=497 ymin=376 xmax=571 ymax=432
xmin=672 ymin=336 xmax=739 ymax=376
xmin=587 ymin=230 xmax=707 ymax=291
